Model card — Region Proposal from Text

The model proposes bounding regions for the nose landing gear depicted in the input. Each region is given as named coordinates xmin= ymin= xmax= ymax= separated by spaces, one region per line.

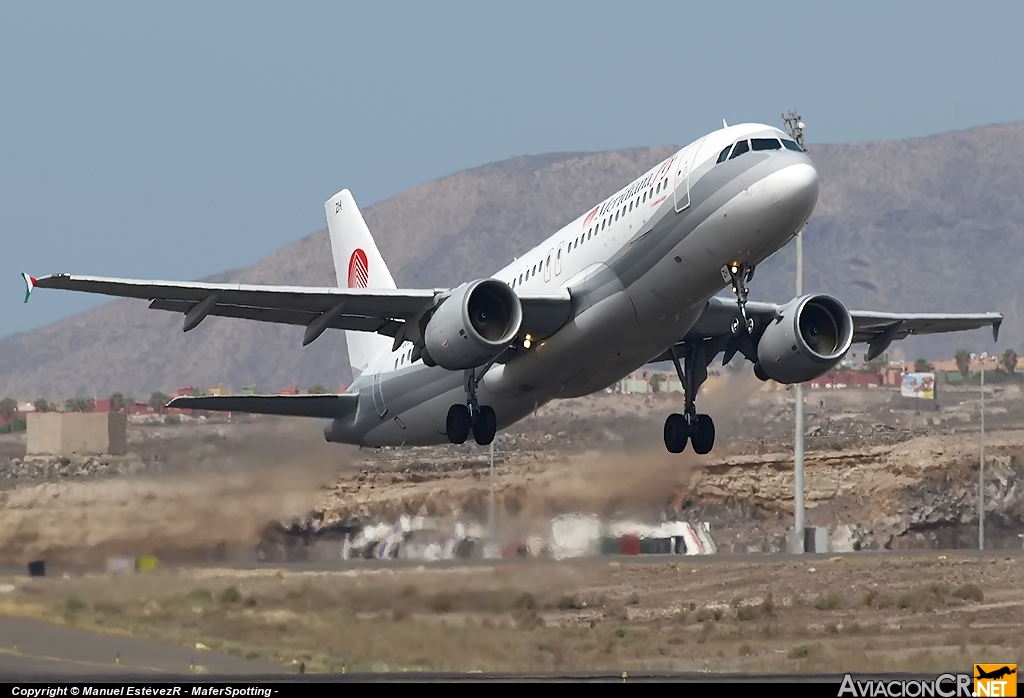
xmin=722 ymin=262 xmax=756 ymax=337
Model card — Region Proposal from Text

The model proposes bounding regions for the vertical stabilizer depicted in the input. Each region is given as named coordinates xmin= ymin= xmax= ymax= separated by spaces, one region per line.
xmin=325 ymin=189 xmax=396 ymax=376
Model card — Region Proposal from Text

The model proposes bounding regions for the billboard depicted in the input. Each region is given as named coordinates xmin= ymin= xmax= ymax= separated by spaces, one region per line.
xmin=901 ymin=372 xmax=935 ymax=399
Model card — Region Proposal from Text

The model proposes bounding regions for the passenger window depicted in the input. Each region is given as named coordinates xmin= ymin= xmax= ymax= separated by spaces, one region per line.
xmin=642 ymin=191 xmax=647 ymax=202
xmin=729 ymin=140 xmax=749 ymax=159
xmin=716 ymin=145 xmax=731 ymax=163
xmin=519 ymin=273 xmax=523 ymax=284
xmin=587 ymin=230 xmax=591 ymax=240
xmin=751 ymin=138 xmax=782 ymax=151
xmin=601 ymin=220 xmax=605 ymax=230
xmin=782 ymin=139 xmax=803 ymax=152
xmin=629 ymin=201 xmax=633 ymax=211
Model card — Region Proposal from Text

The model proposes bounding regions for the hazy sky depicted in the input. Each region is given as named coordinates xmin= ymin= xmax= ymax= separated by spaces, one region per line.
xmin=2 ymin=1 xmax=1022 ymax=338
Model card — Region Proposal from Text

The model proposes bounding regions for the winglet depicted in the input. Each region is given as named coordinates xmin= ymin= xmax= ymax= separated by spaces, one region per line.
xmin=21 ymin=273 xmax=37 ymax=303
xmin=994 ymin=318 xmax=1002 ymax=343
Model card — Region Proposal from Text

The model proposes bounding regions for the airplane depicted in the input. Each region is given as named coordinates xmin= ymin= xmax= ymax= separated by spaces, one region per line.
xmin=22 ymin=121 xmax=1003 ymax=455
xmin=976 ymin=666 xmax=1016 ymax=680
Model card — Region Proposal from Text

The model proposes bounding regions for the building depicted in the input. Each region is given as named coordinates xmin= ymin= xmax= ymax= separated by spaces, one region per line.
xmin=807 ymin=370 xmax=882 ymax=389
xmin=27 ymin=412 xmax=127 ymax=456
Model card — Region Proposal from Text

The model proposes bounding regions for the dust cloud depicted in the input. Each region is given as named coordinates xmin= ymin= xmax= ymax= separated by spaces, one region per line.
xmin=0 ymin=419 xmax=354 ymax=566
xmin=495 ymin=366 xmax=765 ymax=534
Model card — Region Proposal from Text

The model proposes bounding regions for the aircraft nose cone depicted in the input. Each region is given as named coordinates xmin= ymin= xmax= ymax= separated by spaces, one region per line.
xmin=773 ymin=162 xmax=819 ymax=222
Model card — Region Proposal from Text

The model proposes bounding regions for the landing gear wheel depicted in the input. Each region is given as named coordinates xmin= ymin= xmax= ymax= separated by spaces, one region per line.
xmin=691 ymin=414 xmax=716 ymax=455
xmin=472 ymin=406 xmax=497 ymax=446
xmin=664 ymin=413 xmax=689 ymax=453
xmin=446 ymin=404 xmax=471 ymax=444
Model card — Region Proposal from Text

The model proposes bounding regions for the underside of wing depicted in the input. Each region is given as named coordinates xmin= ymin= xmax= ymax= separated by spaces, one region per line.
xmin=849 ymin=310 xmax=1003 ymax=362
xmin=23 ymin=273 xmax=574 ymax=348
xmin=166 ymin=393 xmax=359 ymax=419
xmin=656 ymin=295 xmax=1003 ymax=365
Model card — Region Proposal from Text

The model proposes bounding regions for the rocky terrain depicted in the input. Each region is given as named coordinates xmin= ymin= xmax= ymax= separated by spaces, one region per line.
xmin=1 ymin=372 xmax=1021 ymax=567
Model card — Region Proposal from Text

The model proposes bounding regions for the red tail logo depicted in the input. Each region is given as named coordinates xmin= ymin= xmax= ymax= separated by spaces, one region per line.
xmin=347 ymin=249 xmax=369 ymax=288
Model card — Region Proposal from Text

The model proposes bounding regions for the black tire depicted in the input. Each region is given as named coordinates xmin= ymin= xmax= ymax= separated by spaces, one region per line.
xmin=472 ymin=405 xmax=497 ymax=446
xmin=664 ymin=413 xmax=688 ymax=453
xmin=446 ymin=404 xmax=471 ymax=444
xmin=691 ymin=414 xmax=715 ymax=454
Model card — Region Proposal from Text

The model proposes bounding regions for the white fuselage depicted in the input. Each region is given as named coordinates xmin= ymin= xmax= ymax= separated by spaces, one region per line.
xmin=325 ymin=123 xmax=819 ymax=447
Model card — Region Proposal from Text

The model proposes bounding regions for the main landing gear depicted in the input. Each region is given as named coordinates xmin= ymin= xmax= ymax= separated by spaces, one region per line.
xmin=663 ymin=343 xmax=716 ymax=455
xmin=663 ymin=262 xmax=757 ymax=455
xmin=446 ymin=366 xmax=497 ymax=446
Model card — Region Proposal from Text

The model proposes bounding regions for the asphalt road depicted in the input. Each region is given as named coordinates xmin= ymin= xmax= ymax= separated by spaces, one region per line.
xmin=4 ymin=546 xmax=1022 ymax=580
xmin=0 ymin=617 xmax=285 ymax=677
xmin=0 ymin=668 xmax=946 ymax=683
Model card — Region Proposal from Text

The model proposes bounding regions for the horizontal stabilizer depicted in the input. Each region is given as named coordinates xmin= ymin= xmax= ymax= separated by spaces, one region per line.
xmin=166 ymin=393 xmax=359 ymax=419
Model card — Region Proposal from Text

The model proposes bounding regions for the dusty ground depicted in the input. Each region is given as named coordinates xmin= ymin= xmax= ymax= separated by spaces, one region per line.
xmin=0 ymin=370 xmax=1022 ymax=672
xmin=1 ymin=369 xmax=1023 ymax=565
xmin=0 ymin=553 xmax=1020 ymax=673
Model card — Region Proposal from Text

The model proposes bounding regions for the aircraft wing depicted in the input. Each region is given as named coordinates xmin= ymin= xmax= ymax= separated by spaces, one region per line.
xmin=22 ymin=273 xmax=573 ymax=346
xmin=654 ymin=295 xmax=1003 ymax=363
xmin=166 ymin=393 xmax=359 ymax=419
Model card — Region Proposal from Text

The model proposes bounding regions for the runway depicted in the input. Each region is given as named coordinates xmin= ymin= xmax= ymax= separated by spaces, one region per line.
xmin=0 ymin=617 xmax=283 ymax=677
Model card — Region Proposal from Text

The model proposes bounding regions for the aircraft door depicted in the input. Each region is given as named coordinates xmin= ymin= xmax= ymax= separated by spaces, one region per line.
xmin=371 ymin=358 xmax=387 ymax=418
xmin=544 ymin=249 xmax=553 ymax=282
xmin=555 ymin=242 xmax=563 ymax=276
xmin=673 ymin=138 xmax=705 ymax=213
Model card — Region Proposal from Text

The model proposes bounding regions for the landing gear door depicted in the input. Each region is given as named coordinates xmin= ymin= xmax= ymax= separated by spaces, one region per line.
xmin=673 ymin=138 xmax=705 ymax=213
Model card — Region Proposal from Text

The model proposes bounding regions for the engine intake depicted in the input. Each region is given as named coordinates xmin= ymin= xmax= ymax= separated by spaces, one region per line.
xmin=754 ymin=294 xmax=854 ymax=384
xmin=421 ymin=279 xmax=523 ymax=370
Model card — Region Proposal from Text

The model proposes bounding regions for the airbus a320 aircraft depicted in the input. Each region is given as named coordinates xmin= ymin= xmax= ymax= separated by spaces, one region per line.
xmin=23 ymin=122 xmax=1003 ymax=455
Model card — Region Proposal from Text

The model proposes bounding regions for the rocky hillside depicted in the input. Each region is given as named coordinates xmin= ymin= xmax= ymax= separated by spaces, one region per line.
xmin=1 ymin=122 xmax=1022 ymax=399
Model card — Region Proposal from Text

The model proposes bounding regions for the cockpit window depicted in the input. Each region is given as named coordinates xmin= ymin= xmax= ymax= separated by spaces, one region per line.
xmin=751 ymin=138 xmax=782 ymax=151
xmin=728 ymin=139 xmax=749 ymax=159
xmin=781 ymin=139 xmax=803 ymax=152
xmin=716 ymin=145 xmax=731 ymax=164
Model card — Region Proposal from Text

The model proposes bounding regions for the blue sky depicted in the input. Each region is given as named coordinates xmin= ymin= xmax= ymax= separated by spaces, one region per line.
xmin=2 ymin=1 xmax=1022 ymax=338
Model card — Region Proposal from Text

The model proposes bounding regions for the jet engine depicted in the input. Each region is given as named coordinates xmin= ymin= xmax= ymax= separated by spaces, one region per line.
xmin=421 ymin=279 xmax=523 ymax=370
xmin=753 ymin=294 xmax=854 ymax=384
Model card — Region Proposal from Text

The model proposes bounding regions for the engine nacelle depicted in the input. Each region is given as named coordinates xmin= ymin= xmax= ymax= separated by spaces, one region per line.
xmin=754 ymin=294 xmax=854 ymax=384
xmin=421 ymin=278 xmax=523 ymax=370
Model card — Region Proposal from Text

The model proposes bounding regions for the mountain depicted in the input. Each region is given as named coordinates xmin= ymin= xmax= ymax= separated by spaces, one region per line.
xmin=1 ymin=122 xmax=1021 ymax=400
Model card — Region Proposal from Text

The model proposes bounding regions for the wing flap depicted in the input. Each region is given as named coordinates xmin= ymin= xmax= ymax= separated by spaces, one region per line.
xmin=148 ymin=299 xmax=404 ymax=336
xmin=167 ymin=393 xmax=359 ymax=419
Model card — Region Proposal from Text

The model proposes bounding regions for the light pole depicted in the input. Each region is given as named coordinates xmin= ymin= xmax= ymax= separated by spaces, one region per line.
xmin=489 ymin=441 xmax=496 ymax=543
xmin=783 ymin=111 xmax=808 ymax=553
xmin=971 ymin=351 xmax=986 ymax=550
